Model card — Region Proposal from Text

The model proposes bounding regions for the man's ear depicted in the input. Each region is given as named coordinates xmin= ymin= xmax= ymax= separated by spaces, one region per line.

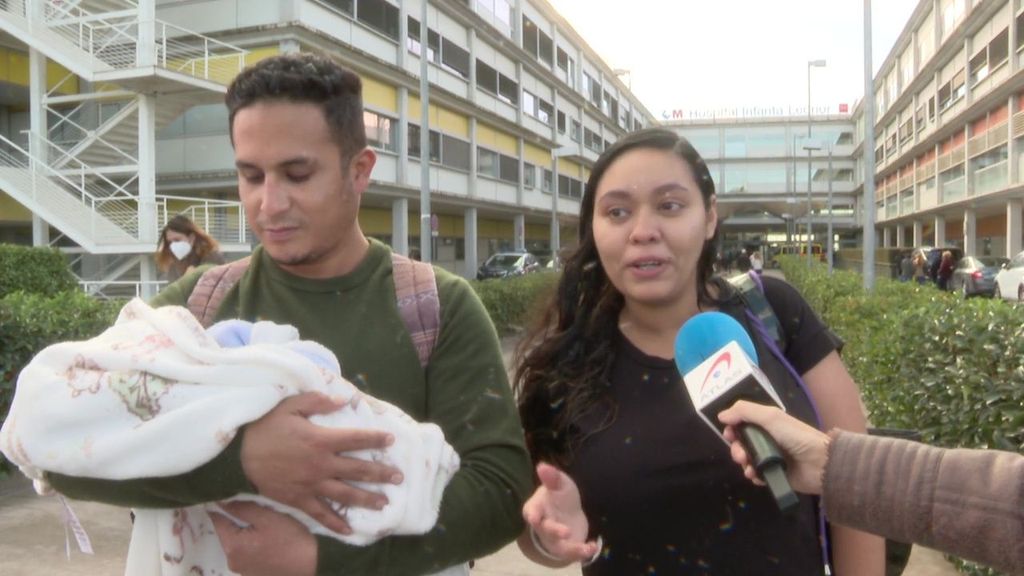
xmin=349 ymin=147 xmax=377 ymax=194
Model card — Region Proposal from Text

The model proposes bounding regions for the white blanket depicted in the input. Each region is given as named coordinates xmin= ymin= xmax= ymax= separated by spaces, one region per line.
xmin=0 ymin=298 xmax=465 ymax=576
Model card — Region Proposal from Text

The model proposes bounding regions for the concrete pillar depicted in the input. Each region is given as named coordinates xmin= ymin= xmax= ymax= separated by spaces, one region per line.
xmin=398 ymin=87 xmax=408 ymax=184
xmin=514 ymin=214 xmax=525 ymax=252
xmin=964 ymin=124 xmax=973 ymax=197
xmin=934 ymin=214 xmax=946 ymax=247
xmin=29 ymin=47 xmax=48 ymax=247
xmin=896 ymin=225 xmax=906 ymax=248
xmin=913 ymin=220 xmax=924 ymax=247
xmin=138 ymin=93 xmax=158 ymax=300
xmin=1008 ymin=199 xmax=1022 ymax=257
xmin=882 ymin=227 xmax=892 ymax=247
xmin=137 ymin=0 xmax=156 ymax=68
xmin=392 ymin=198 xmax=409 ymax=256
xmin=469 ymin=117 xmax=477 ymax=198
xmin=464 ymin=207 xmax=478 ymax=280
xmin=963 ymin=207 xmax=976 ymax=256
xmin=1010 ymin=96 xmax=1018 ymax=184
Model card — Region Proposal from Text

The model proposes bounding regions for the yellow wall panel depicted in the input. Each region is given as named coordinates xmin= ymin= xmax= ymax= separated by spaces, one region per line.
xmin=244 ymin=46 xmax=280 ymax=66
xmin=476 ymin=124 xmax=517 ymax=155
xmin=525 ymin=223 xmax=547 ymax=240
xmin=524 ymin=143 xmax=550 ymax=166
xmin=436 ymin=107 xmax=469 ymax=138
xmin=406 ymin=97 xmax=469 ymax=138
xmin=0 ymin=48 xmax=78 ymax=94
xmin=363 ymin=76 xmax=397 ymax=113
xmin=558 ymin=158 xmax=582 ymax=176
xmin=359 ymin=207 xmax=391 ymax=235
xmin=0 ymin=191 xmax=31 ymax=221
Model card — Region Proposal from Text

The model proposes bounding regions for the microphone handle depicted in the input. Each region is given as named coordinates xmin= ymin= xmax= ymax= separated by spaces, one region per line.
xmin=739 ymin=423 xmax=800 ymax=514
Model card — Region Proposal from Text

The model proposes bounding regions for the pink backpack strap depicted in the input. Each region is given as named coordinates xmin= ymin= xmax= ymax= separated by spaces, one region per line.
xmin=391 ymin=253 xmax=440 ymax=368
xmin=185 ymin=256 xmax=252 ymax=328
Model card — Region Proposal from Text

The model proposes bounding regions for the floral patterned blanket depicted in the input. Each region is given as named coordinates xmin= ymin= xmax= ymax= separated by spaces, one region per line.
xmin=0 ymin=298 xmax=463 ymax=575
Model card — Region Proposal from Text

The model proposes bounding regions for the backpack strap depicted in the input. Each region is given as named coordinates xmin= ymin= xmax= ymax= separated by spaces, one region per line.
xmin=391 ymin=253 xmax=440 ymax=369
xmin=727 ymin=271 xmax=786 ymax=351
xmin=182 ymin=251 xmax=441 ymax=369
xmin=186 ymin=256 xmax=252 ymax=328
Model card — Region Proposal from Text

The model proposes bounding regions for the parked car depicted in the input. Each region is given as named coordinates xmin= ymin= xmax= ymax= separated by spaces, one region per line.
xmin=949 ymin=256 xmax=1007 ymax=298
xmin=995 ymin=250 xmax=1024 ymax=301
xmin=476 ymin=252 xmax=540 ymax=280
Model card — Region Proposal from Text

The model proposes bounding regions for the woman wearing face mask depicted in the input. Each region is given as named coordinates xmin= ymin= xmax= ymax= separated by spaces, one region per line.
xmin=156 ymin=214 xmax=225 ymax=282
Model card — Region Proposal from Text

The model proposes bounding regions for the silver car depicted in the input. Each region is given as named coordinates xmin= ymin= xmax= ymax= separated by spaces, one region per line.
xmin=950 ymin=256 xmax=1006 ymax=298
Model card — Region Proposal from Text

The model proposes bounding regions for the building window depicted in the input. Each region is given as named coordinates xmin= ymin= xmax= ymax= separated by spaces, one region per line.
xmin=476 ymin=60 xmax=518 ymax=106
xmin=583 ymin=72 xmax=601 ymax=106
xmin=478 ymin=148 xmax=498 ymax=178
xmin=542 ymin=168 xmax=553 ymax=192
xmin=522 ymin=16 xmax=554 ymax=67
xmin=524 ymin=163 xmax=536 ymax=188
xmin=355 ymin=0 xmax=399 ymax=40
xmin=407 ymin=17 xmax=470 ymax=79
xmin=915 ymin=105 xmax=926 ymax=132
xmin=364 ymin=110 xmax=397 ymax=152
xmin=584 ymin=127 xmax=602 ymax=153
xmin=408 ymin=123 xmax=441 ymax=163
xmin=441 ymin=134 xmax=471 ymax=171
xmin=320 ymin=0 xmax=354 ymax=16
xmin=499 ymin=154 xmax=519 ymax=183
xmin=570 ymin=119 xmax=581 ymax=142
xmin=557 ymin=110 xmax=566 ymax=134
xmin=557 ymin=174 xmax=583 ymax=199
xmin=475 ymin=0 xmax=512 ymax=30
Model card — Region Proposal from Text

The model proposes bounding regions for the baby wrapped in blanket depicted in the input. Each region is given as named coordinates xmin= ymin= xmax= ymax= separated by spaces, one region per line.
xmin=0 ymin=298 xmax=463 ymax=575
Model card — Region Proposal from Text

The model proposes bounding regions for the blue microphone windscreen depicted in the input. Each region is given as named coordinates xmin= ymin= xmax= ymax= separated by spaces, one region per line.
xmin=674 ymin=311 xmax=759 ymax=375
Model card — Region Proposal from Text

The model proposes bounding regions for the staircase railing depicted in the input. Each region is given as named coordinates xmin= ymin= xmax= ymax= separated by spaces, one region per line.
xmin=0 ymin=132 xmax=140 ymax=238
xmin=158 ymin=195 xmax=250 ymax=245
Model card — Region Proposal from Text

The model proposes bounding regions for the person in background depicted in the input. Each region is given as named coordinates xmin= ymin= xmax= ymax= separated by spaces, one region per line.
xmin=899 ymin=251 xmax=913 ymax=282
xmin=750 ymin=250 xmax=764 ymax=275
xmin=937 ymin=250 xmax=955 ymax=291
xmin=514 ymin=128 xmax=883 ymax=575
xmin=718 ymin=400 xmax=1024 ymax=576
xmin=155 ymin=214 xmax=225 ymax=281
xmin=912 ymin=249 xmax=929 ymax=285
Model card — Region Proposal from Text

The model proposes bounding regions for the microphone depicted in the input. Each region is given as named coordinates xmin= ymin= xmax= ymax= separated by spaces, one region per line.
xmin=674 ymin=312 xmax=799 ymax=514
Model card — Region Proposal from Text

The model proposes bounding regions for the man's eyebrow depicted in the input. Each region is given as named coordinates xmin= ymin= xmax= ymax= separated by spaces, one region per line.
xmin=235 ymin=157 xmax=315 ymax=170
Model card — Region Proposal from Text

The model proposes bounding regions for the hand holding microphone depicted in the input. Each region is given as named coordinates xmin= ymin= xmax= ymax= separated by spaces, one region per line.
xmin=718 ymin=400 xmax=831 ymax=496
xmin=674 ymin=312 xmax=799 ymax=514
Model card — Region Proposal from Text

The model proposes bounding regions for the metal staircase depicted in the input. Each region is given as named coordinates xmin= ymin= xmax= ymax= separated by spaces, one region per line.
xmin=0 ymin=0 xmax=250 ymax=294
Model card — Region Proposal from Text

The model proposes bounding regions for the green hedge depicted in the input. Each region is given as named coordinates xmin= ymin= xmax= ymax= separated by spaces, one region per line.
xmin=780 ymin=257 xmax=1023 ymax=576
xmin=469 ymin=272 xmax=560 ymax=335
xmin=0 ymin=244 xmax=78 ymax=298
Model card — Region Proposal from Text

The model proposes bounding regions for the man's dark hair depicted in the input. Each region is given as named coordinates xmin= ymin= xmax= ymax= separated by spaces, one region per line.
xmin=225 ymin=52 xmax=367 ymax=157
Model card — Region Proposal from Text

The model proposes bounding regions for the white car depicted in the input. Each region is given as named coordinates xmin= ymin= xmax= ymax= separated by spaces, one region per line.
xmin=994 ymin=250 xmax=1024 ymax=301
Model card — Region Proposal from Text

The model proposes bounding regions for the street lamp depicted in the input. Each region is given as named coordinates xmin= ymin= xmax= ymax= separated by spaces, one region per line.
xmin=803 ymin=140 xmax=821 ymax=267
xmin=806 ymin=58 xmax=826 ymax=267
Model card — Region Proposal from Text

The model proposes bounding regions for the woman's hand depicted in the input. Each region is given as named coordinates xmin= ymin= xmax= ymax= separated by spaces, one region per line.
xmin=718 ymin=400 xmax=831 ymax=495
xmin=519 ymin=462 xmax=600 ymax=566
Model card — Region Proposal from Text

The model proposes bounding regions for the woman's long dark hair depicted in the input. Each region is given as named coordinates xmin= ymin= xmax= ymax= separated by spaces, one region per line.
xmin=514 ymin=128 xmax=721 ymax=467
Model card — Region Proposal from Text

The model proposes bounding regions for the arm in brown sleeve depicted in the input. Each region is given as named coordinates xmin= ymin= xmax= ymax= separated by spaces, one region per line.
xmin=822 ymin=431 xmax=1024 ymax=575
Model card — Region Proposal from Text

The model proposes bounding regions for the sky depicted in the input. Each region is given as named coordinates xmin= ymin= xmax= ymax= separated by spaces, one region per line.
xmin=545 ymin=0 xmax=921 ymax=119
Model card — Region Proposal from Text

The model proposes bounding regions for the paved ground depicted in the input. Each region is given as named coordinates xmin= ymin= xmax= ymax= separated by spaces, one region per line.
xmin=0 ymin=327 xmax=959 ymax=575
xmin=0 ymin=465 xmax=962 ymax=576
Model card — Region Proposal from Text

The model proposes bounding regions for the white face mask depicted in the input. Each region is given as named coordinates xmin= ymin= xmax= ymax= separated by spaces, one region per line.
xmin=169 ymin=240 xmax=192 ymax=261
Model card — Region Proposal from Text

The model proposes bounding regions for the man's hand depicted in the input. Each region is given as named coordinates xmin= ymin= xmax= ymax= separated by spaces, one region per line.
xmin=211 ymin=501 xmax=317 ymax=576
xmin=240 ymin=392 xmax=404 ymax=534
xmin=520 ymin=462 xmax=599 ymax=565
xmin=718 ymin=400 xmax=831 ymax=495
